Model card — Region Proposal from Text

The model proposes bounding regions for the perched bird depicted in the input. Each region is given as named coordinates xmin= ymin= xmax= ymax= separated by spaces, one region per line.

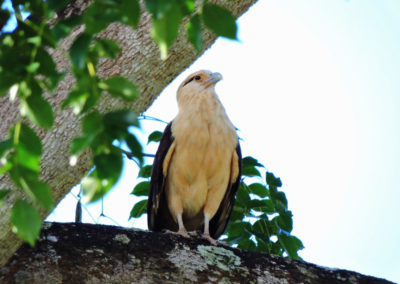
xmin=147 ymin=70 xmax=242 ymax=244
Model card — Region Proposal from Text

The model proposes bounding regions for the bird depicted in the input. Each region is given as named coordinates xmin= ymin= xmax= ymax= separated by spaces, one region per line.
xmin=147 ymin=70 xmax=242 ymax=244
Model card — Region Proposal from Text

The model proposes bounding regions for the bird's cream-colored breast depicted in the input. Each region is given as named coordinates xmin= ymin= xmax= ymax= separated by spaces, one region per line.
xmin=167 ymin=88 xmax=237 ymax=221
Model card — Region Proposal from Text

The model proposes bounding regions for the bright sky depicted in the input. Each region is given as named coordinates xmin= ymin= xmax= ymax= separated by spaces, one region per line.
xmin=18 ymin=0 xmax=397 ymax=282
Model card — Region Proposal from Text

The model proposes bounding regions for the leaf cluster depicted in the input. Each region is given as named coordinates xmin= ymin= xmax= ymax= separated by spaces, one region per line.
xmin=146 ymin=0 xmax=238 ymax=59
xmin=0 ymin=0 xmax=141 ymax=245
xmin=0 ymin=0 xmax=241 ymax=246
xmin=226 ymin=158 xmax=304 ymax=259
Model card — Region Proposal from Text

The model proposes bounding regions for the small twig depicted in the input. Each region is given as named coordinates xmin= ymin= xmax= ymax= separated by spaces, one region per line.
xmin=121 ymin=149 xmax=155 ymax=159
xmin=138 ymin=114 xmax=168 ymax=124
xmin=70 ymin=191 xmax=97 ymax=224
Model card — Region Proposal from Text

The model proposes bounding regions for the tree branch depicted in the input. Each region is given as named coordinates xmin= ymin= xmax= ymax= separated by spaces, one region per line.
xmin=0 ymin=222 xmax=393 ymax=284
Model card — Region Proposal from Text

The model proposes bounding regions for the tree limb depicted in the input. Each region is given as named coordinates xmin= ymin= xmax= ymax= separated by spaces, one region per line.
xmin=0 ymin=222 xmax=393 ymax=284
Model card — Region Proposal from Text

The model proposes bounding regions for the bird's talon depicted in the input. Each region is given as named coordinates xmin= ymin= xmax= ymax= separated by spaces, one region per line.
xmin=163 ymin=229 xmax=189 ymax=238
xmin=203 ymin=233 xmax=218 ymax=245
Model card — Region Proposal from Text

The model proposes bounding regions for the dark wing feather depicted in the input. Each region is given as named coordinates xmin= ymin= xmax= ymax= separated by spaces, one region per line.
xmin=147 ymin=121 xmax=177 ymax=232
xmin=209 ymin=141 xmax=242 ymax=239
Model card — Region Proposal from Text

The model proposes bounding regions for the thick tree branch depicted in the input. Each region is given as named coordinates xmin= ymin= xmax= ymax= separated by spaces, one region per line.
xmin=0 ymin=0 xmax=257 ymax=266
xmin=0 ymin=222 xmax=393 ymax=284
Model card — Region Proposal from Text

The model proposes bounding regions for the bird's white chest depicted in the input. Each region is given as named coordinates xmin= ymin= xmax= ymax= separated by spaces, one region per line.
xmin=168 ymin=98 xmax=237 ymax=216
xmin=172 ymin=100 xmax=236 ymax=175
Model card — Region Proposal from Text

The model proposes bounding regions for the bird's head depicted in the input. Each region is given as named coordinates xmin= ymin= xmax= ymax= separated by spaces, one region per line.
xmin=177 ymin=70 xmax=223 ymax=102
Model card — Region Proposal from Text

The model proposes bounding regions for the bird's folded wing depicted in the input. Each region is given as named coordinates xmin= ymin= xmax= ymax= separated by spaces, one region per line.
xmin=147 ymin=121 xmax=177 ymax=232
xmin=209 ymin=142 xmax=242 ymax=239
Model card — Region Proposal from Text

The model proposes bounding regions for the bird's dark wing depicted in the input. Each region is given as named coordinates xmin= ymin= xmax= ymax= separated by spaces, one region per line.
xmin=147 ymin=121 xmax=177 ymax=232
xmin=209 ymin=141 xmax=242 ymax=239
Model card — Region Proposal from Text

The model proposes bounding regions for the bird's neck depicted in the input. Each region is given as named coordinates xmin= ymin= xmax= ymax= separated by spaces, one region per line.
xmin=177 ymin=89 xmax=221 ymax=119
xmin=174 ymin=89 xmax=235 ymax=134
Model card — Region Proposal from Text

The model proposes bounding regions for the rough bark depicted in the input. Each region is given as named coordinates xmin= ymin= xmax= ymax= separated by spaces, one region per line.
xmin=0 ymin=222 xmax=393 ymax=284
xmin=0 ymin=0 xmax=257 ymax=266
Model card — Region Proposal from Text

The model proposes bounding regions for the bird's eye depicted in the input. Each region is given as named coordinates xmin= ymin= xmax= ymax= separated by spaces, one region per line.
xmin=194 ymin=76 xmax=201 ymax=81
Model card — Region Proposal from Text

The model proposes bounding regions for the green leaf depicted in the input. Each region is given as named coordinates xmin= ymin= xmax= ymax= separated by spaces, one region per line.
xmin=242 ymin=156 xmax=264 ymax=168
xmin=0 ymin=189 xmax=11 ymax=207
xmin=145 ymin=0 xmax=173 ymax=17
xmin=147 ymin=130 xmax=162 ymax=144
xmin=48 ymin=0 xmax=70 ymax=11
xmin=242 ymin=157 xmax=263 ymax=177
xmin=248 ymin=183 xmax=269 ymax=198
xmin=178 ymin=0 xmax=195 ymax=15
xmin=251 ymin=219 xmax=270 ymax=239
xmin=16 ymin=123 xmax=42 ymax=156
xmin=226 ymin=221 xmax=251 ymax=238
xmin=84 ymin=3 xmax=118 ymax=34
xmin=99 ymin=76 xmax=138 ymax=101
xmin=202 ymin=3 xmax=237 ymax=39
xmin=255 ymin=236 xmax=270 ymax=253
xmin=82 ymin=176 xmax=100 ymax=203
xmin=229 ymin=204 xmax=245 ymax=223
xmin=270 ymin=188 xmax=288 ymax=213
xmin=25 ymin=180 xmax=54 ymax=211
xmin=52 ymin=15 xmax=84 ymax=41
xmin=81 ymin=173 xmax=116 ymax=204
xmin=0 ymin=161 xmax=13 ymax=175
xmin=62 ymin=89 xmax=90 ymax=114
xmin=252 ymin=216 xmax=278 ymax=240
xmin=82 ymin=111 xmax=104 ymax=137
xmin=27 ymin=36 xmax=41 ymax=47
xmin=36 ymin=48 xmax=63 ymax=89
xmin=10 ymin=199 xmax=42 ymax=246
xmin=70 ymin=136 xmax=92 ymax=155
xmin=94 ymin=152 xmax=123 ymax=180
xmin=278 ymin=234 xmax=304 ymax=260
xmin=26 ymin=62 xmax=40 ymax=73
xmin=129 ymin=199 xmax=148 ymax=219
xmin=104 ymin=110 xmax=139 ymax=129
xmin=235 ymin=182 xmax=251 ymax=208
xmin=242 ymin=166 xmax=261 ymax=177
xmin=248 ymin=199 xmax=275 ymax=213
xmin=131 ymin=181 xmax=150 ymax=196
xmin=70 ymin=33 xmax=92 ymax=69
xmin=237 ymin=238 xmax=257 ymax=251
xmin=20 ymin=92 xmax=54 ymax=129
xmin=150 ymin=2 xmax=182 ymax=59
xmin=138 ymin=165 xmax=152 ymax=178
xmin=121 ymin=0 xmax=141 ymax=28
xmin=13 ymin=123 xmax=42 ymax=173
xmin=0 ymin=138 xmax=13 ymax=159
xmin=93 ymin=38 xmax=121 ymax=59
xmin=187 ymin=14 xmax=202 ymax=51
xmin=274 ymin=210 xmax=293 ymax=232
xmin=126 ymin=134 xmax=143 ymax=165
xmin=266 ymin=172 xmax=282 ymax=187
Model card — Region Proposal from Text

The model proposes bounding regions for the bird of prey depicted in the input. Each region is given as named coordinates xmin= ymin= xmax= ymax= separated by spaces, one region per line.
xmin=147 ymin=70 xmax=242 ymax=244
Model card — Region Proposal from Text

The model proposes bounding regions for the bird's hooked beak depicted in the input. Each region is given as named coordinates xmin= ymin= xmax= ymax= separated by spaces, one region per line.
xmin=205 ymin=72 xmax=223 ymax=87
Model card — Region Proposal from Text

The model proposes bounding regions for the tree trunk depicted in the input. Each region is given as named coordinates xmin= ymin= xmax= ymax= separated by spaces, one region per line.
xmin=0 ymin=222 xmax=393 ymax=284
xmin=0 ymin=0 xmax=257 ymax=266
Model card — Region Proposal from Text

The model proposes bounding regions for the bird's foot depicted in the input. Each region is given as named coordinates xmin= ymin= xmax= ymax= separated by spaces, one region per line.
xmin=164 ymin=229 xmax=190 ymax=238
xmin=202 ymin=233 xmax=218 ymax=245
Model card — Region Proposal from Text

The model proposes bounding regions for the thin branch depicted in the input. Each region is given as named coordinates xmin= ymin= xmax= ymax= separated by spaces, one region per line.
xmin=121 ymin=149 xmax=155 ymax=160
xmin=70 ymin=192 xmax=97 ymax=224
xmin=138 ymin=114 xmax=168 ymax=124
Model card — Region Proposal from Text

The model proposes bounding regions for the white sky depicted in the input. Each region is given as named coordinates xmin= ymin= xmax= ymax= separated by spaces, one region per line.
xmin=47 ymin=1 xmax=400 ymax=282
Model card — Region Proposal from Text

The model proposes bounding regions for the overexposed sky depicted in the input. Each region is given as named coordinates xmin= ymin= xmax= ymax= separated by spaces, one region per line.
xmin=47 ymin=1 xmax=400 ymax=282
